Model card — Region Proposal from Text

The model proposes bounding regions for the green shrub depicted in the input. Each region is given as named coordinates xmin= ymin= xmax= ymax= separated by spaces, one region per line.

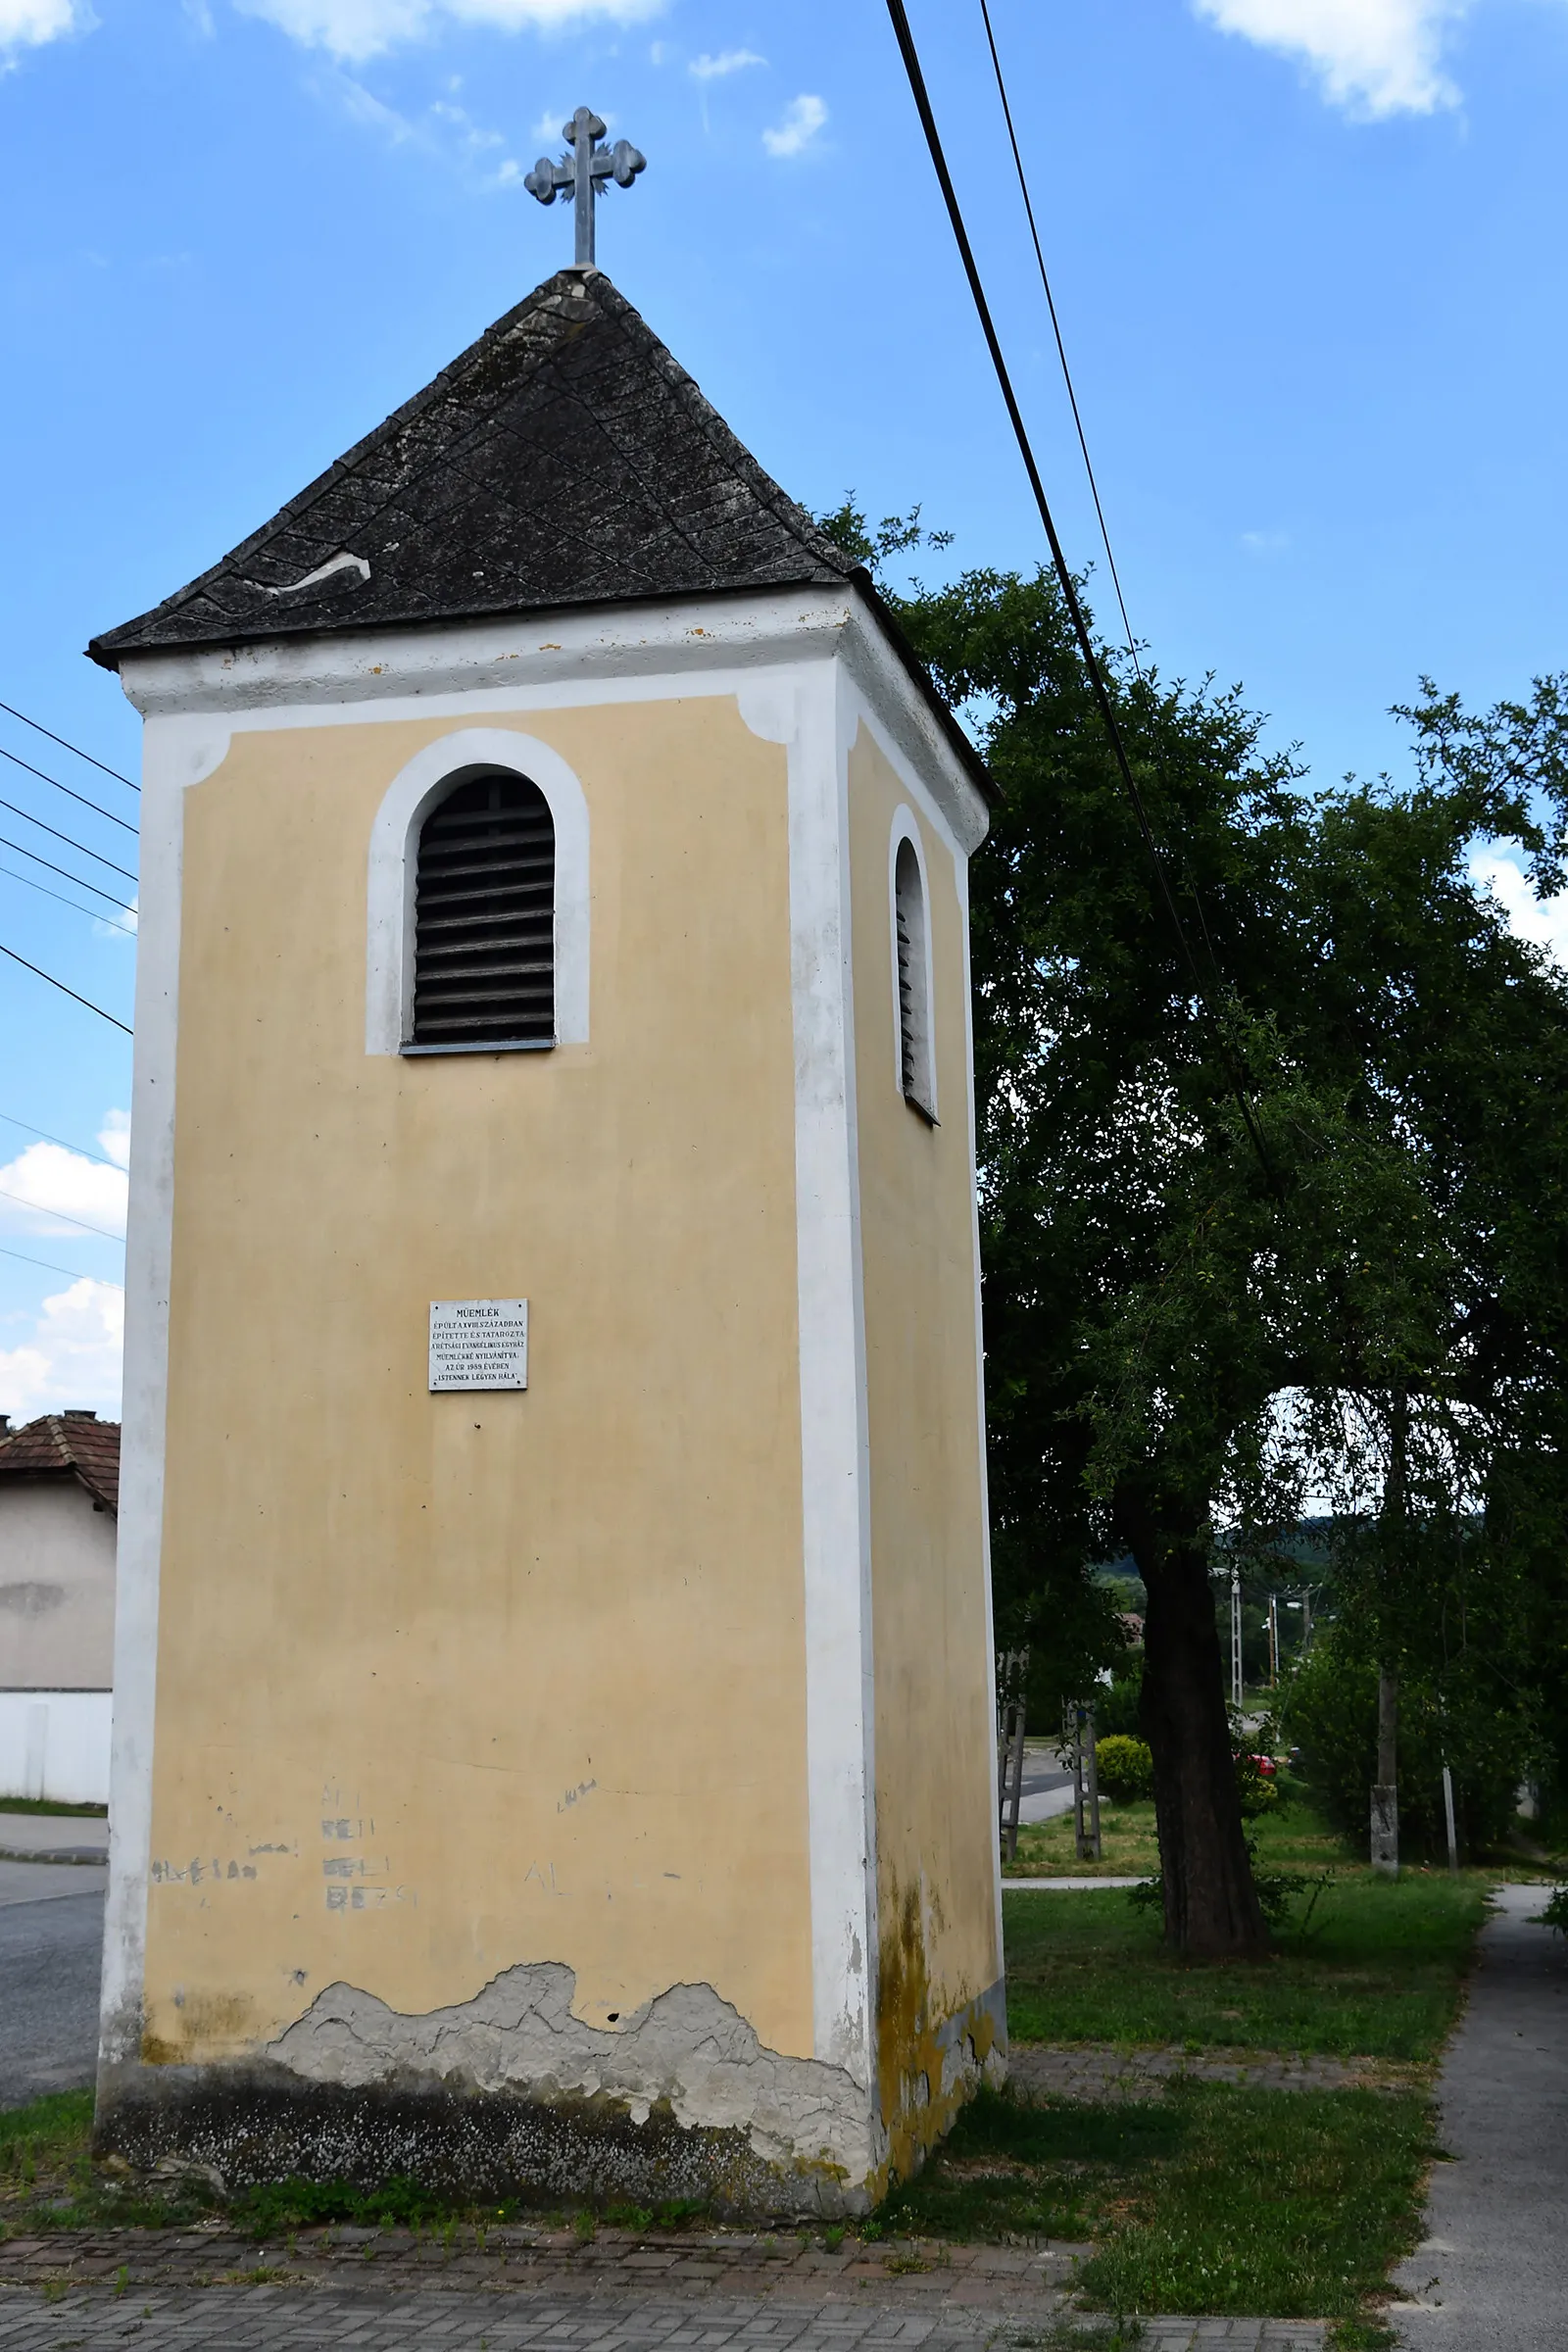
xmin=1278 ymin=1628 xmax=1523 ymax=1859
xmin=1093 ymin=1659 xmax=1145 ymax=1739
xmin=1096 ymin=1735 xmax=1154 ymax=1803
xmin=1236 ymin=1752 xmax=1283 ymax=1818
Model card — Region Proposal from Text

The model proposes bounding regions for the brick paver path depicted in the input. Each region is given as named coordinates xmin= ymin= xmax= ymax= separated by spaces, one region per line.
xmin=1007 ymin=2044 xmax=1421 ymax=2098
xmin=0 ymin=2226 xmax=1328 ymax=2350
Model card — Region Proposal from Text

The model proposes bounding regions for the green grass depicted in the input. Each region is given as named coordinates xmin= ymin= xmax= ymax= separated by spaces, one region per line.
xmin=1005 ymin=1786 xmax=1349 ymax=1883
xmin=0 ymin=2089 xmax=93 ymax=2184
xmin=1004 ymin=1874 xmax=1486 ymax=2060
xmin=0 ymin=1798 xmax=107 ymax=1819
xmin=886 ymin=2082 xmax=1435 ymax=2321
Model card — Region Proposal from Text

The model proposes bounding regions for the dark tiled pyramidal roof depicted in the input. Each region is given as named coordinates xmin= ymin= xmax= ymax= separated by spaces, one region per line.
xmin=88 ymin=270 xmax=861 ymax=665
xmin=0 ymin=1411 xmax=120 ymax=1513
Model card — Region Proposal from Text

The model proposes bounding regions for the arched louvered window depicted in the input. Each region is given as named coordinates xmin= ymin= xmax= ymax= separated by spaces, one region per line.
xmin=411 ymin=769 xmax=556 ymax=1050
xmin=894 ymin=832 xmax=936 ymax=1121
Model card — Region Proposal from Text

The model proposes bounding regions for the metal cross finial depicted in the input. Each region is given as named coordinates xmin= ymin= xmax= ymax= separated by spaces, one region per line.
xmin=524 ymin=107 xmax=646 ymax=270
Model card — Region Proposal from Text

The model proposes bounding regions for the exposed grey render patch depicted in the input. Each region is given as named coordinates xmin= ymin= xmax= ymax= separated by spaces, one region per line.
xmin=0 ymin=1582 xmax=65 ymax=1616
xmin=269 ymin=1963 xmax=876 ymax=2183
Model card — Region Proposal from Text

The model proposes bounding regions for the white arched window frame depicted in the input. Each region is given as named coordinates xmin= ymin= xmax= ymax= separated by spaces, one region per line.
xmin=889 ymin=807 xmax=937 ymax=1123
xmin=366 ymin=727 xmax=590 ymax=1055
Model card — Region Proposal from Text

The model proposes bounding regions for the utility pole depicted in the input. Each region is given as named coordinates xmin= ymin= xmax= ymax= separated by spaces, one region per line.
xmin=1230 ymin=1570 xmax=1244 ymax=1711
xmin=1267 ymin=1593 xmax=1280 ymax=1689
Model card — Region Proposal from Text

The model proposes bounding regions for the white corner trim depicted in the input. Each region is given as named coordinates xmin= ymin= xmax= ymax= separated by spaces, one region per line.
xmin=366 ymin=727 xmax=590 ymax=1054
xmin=888 ymin=807 xmax=938 ymax=1123
xmin=781 ymin=662 xmax=878 ymax=2095
xmin=956 ymin=849 xmax=1004 ymax=1998
xmin=98 ymin=715 xmax=190 ymax=2076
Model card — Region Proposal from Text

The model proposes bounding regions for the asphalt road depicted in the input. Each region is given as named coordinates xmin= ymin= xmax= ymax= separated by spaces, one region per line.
xmin=0 ymin=1865 xmax=104 ymax=2110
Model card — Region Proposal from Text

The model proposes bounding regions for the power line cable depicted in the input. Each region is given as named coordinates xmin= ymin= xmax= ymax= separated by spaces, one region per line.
xmin=0 ymin=697 xmax=137 ymax=792
xmin=0 ymin=940 xmax=133 ymax=1034
xmin=0 ymin=744 xmax=138 ymax=836
xmin=0 ymin=859 xmax=138 ymax=937
xmin=0 ymin=1110 xmax=127 ymax=1172
xmin=0 ymin=1181 xmax=124 ymax=1246
xmin=0 ymin=795 xmax=138 ymax=885
xmin=0 ymin=1238 xmax=122 ymax=1288
xmin=0 ymin=832 xmax=138 ymax=913
xmin=978 ymin=0 xmax=1140 ymax=676
xmin=880 ymin=0 xmax=1276 ymax=1192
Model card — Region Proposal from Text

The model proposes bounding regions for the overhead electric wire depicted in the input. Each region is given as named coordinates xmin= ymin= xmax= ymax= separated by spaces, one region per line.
xmin=0 ymin=940 xmax=133 ymax=1034
xmin=880 ymin=0 xmax=1277 ymax=1193
xmin=0 ymin=1181 xmax=124 ymax=1247
xmin=0 ymin=794 xmax=138 ymax=884
xmin=0 ymin=1238 xmax=122 ymax=1288
xmin=0 ymin=831 xmax=138 ymax=913
xmin=0 ymin=697 xmax=138 ymax=792
xmin=977 ymin=0 xmax=1140 ymax=676
xmin=0 ymin=1109 xmax=128 ymax=1172
xmin=0 ymin=744 xmax=138 ymax=835
xmin=0 ymin=859 xmax=138 ymax=937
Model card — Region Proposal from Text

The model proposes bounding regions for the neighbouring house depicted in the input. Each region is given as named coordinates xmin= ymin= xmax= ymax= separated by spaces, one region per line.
xmin=0 ymin=1410 xmax=119 ymax=1804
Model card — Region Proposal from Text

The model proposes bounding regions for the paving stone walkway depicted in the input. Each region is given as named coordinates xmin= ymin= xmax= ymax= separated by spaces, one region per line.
xmin=0 ymin=2280 xmax=1330 ymax=2352
xmin=0 ymin=2227 xmax=1328 ymax=2351
xmin=1007 ymin=2044 xmax=1420 ymax=2098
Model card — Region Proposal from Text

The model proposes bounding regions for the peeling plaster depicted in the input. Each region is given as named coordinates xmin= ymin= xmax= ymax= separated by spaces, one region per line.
xmin=269 ymin=1963 xmax=875 ymax=2182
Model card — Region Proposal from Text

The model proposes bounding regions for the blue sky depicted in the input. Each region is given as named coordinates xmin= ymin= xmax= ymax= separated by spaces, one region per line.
xmin=2 ymin=0 xmax=1566 ymax=1419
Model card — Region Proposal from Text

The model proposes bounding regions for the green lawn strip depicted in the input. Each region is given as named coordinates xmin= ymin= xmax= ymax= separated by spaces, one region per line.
xmin=0 ymin=1800 xmax=107 ymax=1819
xmin=1004 ymin=1788 xmax=1351 ymax=1883
xmin=1004 ymin=1877 xmax=1485 ymax=2060
xmin=884 ymin=2082 xmax=1434 ymax=2323
xmin=0 ymin=2089 xmax=93 ymax=2208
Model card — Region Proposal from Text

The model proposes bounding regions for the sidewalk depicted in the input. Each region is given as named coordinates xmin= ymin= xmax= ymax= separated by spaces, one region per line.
xmin=1391 ymin=1882 xmax=1568 ymax=2350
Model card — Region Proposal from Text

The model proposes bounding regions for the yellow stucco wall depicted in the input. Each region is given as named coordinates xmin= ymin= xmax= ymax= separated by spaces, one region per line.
xmin=142 ymin=698 xmax=814 ymax=2067
xmin=848 ymin=727 xmax=999 ymax=2158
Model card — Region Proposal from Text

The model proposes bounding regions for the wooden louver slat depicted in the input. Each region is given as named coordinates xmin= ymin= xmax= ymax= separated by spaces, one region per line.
xmin=896 ymin=903 xmax=917 ymax=1096
xmin=413 ymin=770 xmax=556 ymax=1047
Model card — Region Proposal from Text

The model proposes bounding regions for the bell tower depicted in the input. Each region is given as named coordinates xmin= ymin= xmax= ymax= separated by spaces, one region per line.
xmin=89 ymin=229 xmax=1003 ymax=2213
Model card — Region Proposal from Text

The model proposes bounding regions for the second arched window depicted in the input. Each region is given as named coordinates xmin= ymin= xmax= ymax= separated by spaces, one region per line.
xmin=894 ymin=833 xmax=936 ymax=1121
xmin=412 ymin=769 xmax=556 ymax=1050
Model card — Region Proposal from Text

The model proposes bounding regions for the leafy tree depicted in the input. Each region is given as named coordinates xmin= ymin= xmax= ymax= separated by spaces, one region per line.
xmin=822 ymin=503 xmax=1568 ymax=1950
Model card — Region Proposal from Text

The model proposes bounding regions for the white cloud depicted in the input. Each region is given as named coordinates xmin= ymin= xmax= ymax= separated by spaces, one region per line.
xmin=0 ymin=1135 xmax=128 ymax=1241
xmin=239 ymin=0 xmax=662 ymax=65
xmin=762 ymin=92 xmax=826 ymax=158
xmin=689 ymin=47 xmax=764 ymax=79
xmin=95 ymin=891 xmax=137 ymax=940
xmin=0 ymin=1280 xmax=122 ymax=1423
xmin=1240 ymin=528 xmax=1291 ymax=554
xmin=0 ymin=0 xmax=89 ymax=59
xmin=1469 ymin=850 xmax=1568 ymax=967
xmin=98 ymin=1111 xmax=130 ymax=1172
xmin=1192 ymin=0 xmax=1471 ymax=118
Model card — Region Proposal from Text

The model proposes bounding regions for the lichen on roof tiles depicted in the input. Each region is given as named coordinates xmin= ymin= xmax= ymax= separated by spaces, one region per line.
xmin=88 ymin=270 xmax=858 ymax=665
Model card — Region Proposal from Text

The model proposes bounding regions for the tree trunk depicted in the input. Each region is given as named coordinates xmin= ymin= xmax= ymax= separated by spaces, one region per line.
xmin=1371 ymin=1392 xmax=1407 ymax=1880
xmin=1120 ymin=1488 xmax=1270 ymax=1960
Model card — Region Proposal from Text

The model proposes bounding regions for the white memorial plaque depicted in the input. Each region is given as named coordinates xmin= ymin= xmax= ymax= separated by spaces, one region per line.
xmin=428 ymin=1298 xmax=529 ymax=1392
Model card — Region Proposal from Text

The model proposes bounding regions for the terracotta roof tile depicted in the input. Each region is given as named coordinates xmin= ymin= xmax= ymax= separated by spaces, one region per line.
xmin=0 ymin=1412 xmax=120 ymax=1513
